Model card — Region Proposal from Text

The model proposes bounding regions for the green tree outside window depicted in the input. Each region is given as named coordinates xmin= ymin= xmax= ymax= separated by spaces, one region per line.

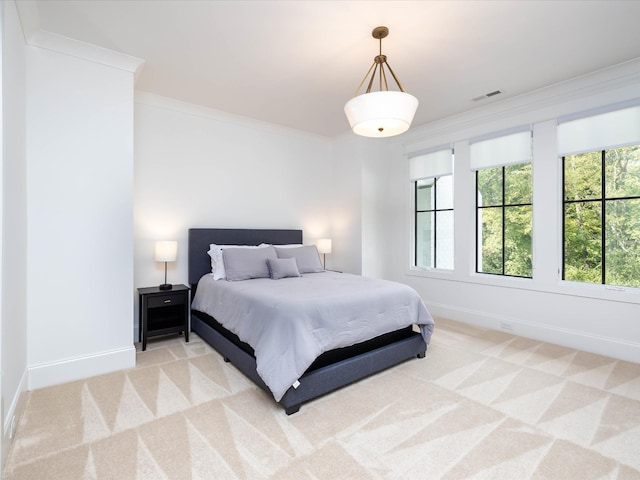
xmin=563 ymin=145 xmax=640 ymax=288
xmin=477 ymin=163 xmax=532 ymax=278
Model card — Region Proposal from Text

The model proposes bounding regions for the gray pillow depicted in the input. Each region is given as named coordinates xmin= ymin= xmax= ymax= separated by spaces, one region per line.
xmin=267 ymin=257 xmax=301 ymax=280
xmin=274 ymin=245 xmax=324 ymax=273
xmin=222 ymin=246 xmax=277 ymax=281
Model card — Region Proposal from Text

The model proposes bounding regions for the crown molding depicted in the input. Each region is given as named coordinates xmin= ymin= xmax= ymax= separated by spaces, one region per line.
xmin=14 ymin=0 xmax=144 ymax=77
xmin=135 ymin=91 xmax=330 ymax=142
xmin=28 ymin=30 xmax=145 ymax=76
xmin=401 ymin=57 xmax=640 ymax=154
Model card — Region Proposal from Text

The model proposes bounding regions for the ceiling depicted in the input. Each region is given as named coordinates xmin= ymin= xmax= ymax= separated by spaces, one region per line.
xmin=27 ymin=0 xmax=640 ymax=138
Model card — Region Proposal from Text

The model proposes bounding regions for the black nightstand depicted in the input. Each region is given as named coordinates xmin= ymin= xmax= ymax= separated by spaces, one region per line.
xmin=138 ymin=284 xmax=190 ymax=351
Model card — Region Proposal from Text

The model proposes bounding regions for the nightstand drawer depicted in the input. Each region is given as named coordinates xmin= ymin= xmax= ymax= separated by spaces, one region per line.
xmin=147 ymin=292 xmax=186 ymax=308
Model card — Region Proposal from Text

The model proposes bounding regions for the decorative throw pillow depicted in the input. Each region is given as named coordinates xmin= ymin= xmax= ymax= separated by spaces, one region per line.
xmin=222 ymin=245 xmax=277 ymax=281
xmin=208 ymin=243 xmax=268 ymax=280
xmin=274 ymin=245 xmax=324 ymax=273
xmin=267 ymin=257 xmax=301 ymax=280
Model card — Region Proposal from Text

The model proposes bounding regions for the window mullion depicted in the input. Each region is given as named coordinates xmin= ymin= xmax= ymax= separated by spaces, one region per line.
xmin=475 ymin=170 xmax=480 ymax=273
xmin=502 ymin=166 xmax=506 ymax=275
xmin=414 ymin=183 xmax=418 ymax=267
xmin=562 ymin=156 xmax=566 ymax=280
xmin=601 ymin=150 xmax=606 ymax=285
xmin=433 ymin=179 xmax=438 ymax=268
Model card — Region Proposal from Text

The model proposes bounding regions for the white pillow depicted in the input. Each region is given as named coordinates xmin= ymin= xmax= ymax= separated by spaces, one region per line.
xmin=207 ymin=243 xmax=268 ymax=280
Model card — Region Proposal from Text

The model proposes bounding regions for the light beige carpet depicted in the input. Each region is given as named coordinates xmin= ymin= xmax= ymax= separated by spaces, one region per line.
xmin=4 ymin=318 xmax=640 ymax=479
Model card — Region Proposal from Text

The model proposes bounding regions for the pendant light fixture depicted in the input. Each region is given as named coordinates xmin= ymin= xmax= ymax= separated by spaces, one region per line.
xmin=344 ymin=26 xmax=419 ymax=138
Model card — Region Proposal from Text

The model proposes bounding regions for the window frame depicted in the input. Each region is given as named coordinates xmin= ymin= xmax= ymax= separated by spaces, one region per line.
xmin=561 ymin=146 xmax=640 ymax=287
xmin=475 ymin=163 xmax=533 ymax=278
xmin=414 ymin=175 xmax=454 ymax=270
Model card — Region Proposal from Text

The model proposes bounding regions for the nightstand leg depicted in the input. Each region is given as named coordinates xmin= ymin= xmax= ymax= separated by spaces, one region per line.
xmin=141 ymin=295 xmax=148 ymax=351
xmin=184 ymin=301 xmax=189 ymax=343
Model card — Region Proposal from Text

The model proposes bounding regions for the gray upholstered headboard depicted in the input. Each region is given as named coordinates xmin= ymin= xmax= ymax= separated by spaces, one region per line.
xmin=188 ymin=228 xmax=303 ymax=291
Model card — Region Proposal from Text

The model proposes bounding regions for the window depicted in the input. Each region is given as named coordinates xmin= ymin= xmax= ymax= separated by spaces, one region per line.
xmin=471 ymin=129 xmax=532 ymax=278
xmin=476 ymin=164 xmax=532 ymax=277
xmin=411 ymin=148 xmax=454 ymax=269
xmin=562 ymin=145 xmax=640 ymax=287
xmin=558 ymin=103 xmax=640 ymax=288
xmin=415 ymin=176 xmax=454 ymax=268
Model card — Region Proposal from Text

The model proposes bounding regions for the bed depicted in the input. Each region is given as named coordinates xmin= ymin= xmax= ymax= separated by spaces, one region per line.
xmin=188 ymin=228 xmax=434 ymax=414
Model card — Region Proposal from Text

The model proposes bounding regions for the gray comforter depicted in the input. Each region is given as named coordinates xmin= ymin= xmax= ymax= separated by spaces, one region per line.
xmin=191 ymin=271 xmax=434 ymax=401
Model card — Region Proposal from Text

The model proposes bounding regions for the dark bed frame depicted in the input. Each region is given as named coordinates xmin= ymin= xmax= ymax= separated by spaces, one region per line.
xmin=188 ymin=228 xmax=427 ymax=414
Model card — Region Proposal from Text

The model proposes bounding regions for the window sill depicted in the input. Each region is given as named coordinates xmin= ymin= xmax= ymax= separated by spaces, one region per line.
xmin=406 ymin=267 xmax=640 ymax=305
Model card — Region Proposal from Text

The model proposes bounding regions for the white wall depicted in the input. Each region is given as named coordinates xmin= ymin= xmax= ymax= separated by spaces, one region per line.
xmin=378 ymin=59 xmax=640 ymax=363
xmin=26 ymin=42 xmax=139 ymax=389
xmin=361 ymin=140 xmax=405 ymax=279
xmin=328 ymin=136 xmax=363 ymax=275
xmin=1 ymin=0 xmax=28 ymax=466
xmin=1 ymin=0 xmax=5 ymax=468
xmin=133 ymin=94 xmax=334 ymax=340
xmin=327 ymin=137 xmax=406 ymax=279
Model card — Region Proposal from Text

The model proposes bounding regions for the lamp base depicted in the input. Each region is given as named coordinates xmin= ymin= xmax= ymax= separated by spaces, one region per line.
xmin=159 ymin=283 xmax=173 ymax=290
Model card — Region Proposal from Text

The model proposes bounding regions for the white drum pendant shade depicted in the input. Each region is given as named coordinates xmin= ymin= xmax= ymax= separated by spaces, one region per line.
xmin=345 ymin=91 xmax=419 ymax=138
xmin=344 ymin=26 xmax=418 ymax=138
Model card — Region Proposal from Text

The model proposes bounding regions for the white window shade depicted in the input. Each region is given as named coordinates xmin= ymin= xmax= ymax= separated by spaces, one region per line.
xmin=410 ymin=148 xmax=453 ymax=180
xmin=470 ymin=130 xmax=531 ymax=170
xmin=558 ymin=105 xmax=640 ymax=156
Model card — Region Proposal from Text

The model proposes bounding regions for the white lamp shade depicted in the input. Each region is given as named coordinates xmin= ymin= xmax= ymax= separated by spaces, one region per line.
xmin=155 ymin=241 xmax=178 ymax=262
xmin=344 ymin=91 xmax=419 ymax=138
xmin=317 ymin=238 xmax=332 ymax=254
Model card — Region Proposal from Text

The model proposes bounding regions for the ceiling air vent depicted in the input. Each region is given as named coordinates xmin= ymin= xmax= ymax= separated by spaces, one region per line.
xmin=472 ymin=90 xmax=502 ymax=102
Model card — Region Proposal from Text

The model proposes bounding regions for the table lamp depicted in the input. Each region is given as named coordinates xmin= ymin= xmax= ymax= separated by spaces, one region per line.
xmin=317 ymin=238 xmax=332 ymax=269
xmin=155 ymin=240 xmax=177 ymax=290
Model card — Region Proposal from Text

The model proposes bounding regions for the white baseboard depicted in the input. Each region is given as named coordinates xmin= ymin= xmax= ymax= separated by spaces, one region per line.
xmin=2 ymin=368 xmax=28 ymax=465
xmin=429 ymin=302 xmax=640 ymax=364
xmin=28 ymin=346 xmax=136 ymax=390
